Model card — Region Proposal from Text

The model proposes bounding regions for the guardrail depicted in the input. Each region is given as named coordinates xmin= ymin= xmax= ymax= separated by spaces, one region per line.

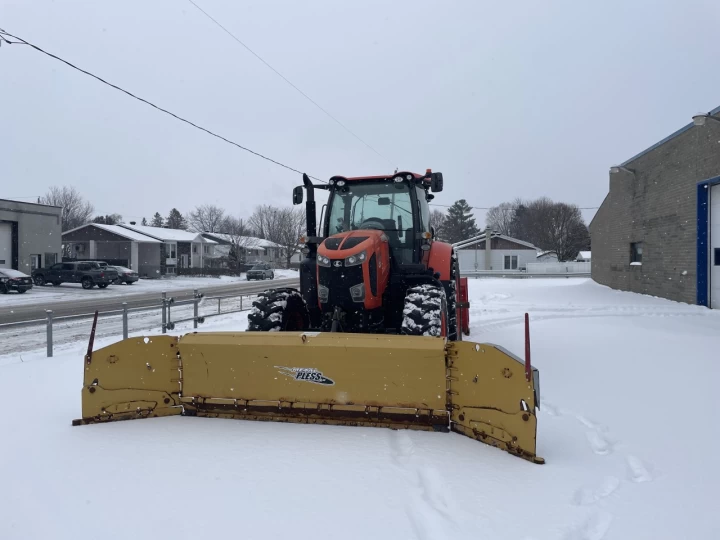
xmin=0 ymin=289 xmax=258 ymax=359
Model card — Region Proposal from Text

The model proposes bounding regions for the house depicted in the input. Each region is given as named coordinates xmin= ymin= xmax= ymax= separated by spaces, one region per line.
xmin=201 ymin=232 xmax=285 ymax=266
xmin=0 ymin=198 xmax=62 ymax=272
xmin=590 ymin=106 xmax=720 ymax=309
xmin=62 ymin=223 xmax=217 ymax=277
xmin=453 ymin=228 xmax=538 ymax=272
xmin=576 ymin=251 xmax=591 ymax=262
xmin=536 ymin=250 xmax=559 ymax=263
xmin=62 ymin=223 xmax=161 ymax=275
xmin=118 ymin=224 xmax=217 ymax=275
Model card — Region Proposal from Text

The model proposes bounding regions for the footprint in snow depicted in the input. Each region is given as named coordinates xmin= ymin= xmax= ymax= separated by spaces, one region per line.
xmin=626 ymin=455 xmax=654 ymax=483
xmin=390 ymin=429 xmax=415 ymax=464
xmin=585 ymin=430 xmax=614 ymax=455
xmin=573 ymin=476 xmax=620 ymax=506
xmin=563 ymin=511 xmax=613 ymax=540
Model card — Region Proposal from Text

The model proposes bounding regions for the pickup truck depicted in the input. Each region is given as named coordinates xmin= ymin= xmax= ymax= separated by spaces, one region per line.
xmin=32 ymin=261 xmax=118 ymax=289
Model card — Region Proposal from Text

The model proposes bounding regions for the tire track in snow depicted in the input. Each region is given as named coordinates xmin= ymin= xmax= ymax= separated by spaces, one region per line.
xmin=389 ymin=430 xmax=456 ymax=540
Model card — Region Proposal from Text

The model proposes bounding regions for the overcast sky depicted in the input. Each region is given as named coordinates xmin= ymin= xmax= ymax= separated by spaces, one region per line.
xmin=3 ymin=0 xmax=720 ymax=227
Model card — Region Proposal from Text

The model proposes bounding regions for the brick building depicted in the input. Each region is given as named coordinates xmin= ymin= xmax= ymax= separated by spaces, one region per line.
xmin=590 ymin=106 xmax=720 ymax=308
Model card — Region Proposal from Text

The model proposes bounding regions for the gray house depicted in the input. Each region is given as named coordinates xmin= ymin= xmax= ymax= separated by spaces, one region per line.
xmin=0 ymin=198 xmax=62 ymax=272
xmin=590 ymin=105 xmax=720 ymax=309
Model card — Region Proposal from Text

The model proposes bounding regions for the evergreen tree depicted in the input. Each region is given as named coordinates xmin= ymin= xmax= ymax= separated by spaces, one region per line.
xmin=141 ymin=217 xmax=148 ymax=226
xmin=166 ymin=208 xmax=187 ymax=229
xmin=151 ymin=212 xmax=164 ymax=227
xmin=443 ymin=199 xmax=479 ymax=244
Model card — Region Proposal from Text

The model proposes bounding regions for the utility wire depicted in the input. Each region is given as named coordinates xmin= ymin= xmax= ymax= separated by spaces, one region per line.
xmin=0 ymin=29 xmax=325 ymax=182
xmin=430 ymin=203 xmax=599 ymax=210
xmin=186 ymin=0 xmax=396 ymax=170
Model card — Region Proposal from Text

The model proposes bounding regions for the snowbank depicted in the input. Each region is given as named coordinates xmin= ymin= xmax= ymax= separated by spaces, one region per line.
xmin=0 ymin=278 xmax=718 ymax=539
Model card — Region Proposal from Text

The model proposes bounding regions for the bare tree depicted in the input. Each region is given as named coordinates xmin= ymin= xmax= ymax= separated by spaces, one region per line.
xmin=92 ymin=213 xmax=122 ymax=225
xmin=510 ymin=197 xmax=589 ymax=261
xmin=187 ymin=204 xmax=225 ymax=232
xmin=485 ymin=200 xmax=521 ymax=235
xmin=429 ymin=209 xmax=447 ymax=241
xmin=39 ymin=186 xmax=94 ymax=231
xmin=249 ymin=205 xmax=305 ymax=267
xmin=220 ymin=216 xmax=261 ymax=270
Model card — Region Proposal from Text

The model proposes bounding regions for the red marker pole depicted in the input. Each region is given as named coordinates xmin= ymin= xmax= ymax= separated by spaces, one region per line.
xmin=524 ymin=312 xmax=531 ymax=382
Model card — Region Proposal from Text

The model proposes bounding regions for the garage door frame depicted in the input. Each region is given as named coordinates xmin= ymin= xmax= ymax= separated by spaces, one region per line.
xmin=697 ymin=176 xmax=720 ymax=307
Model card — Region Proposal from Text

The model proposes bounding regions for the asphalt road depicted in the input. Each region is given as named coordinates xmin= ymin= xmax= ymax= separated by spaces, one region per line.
xmin=0 ymin=277 xmax=299 ymax=325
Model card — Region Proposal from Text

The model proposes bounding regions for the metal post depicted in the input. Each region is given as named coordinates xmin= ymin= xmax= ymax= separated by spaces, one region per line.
xmin=217 ymin=297 xmax=221 ymax=314
xmin=240 ymin=295 xmax=243 ymax=311
xmin=46 ymin=310 xmax=53 ymax=358
xmin=193 ymin=289 xmax=199 ymax=329
xmin=162 ymin=291 xmax=167 ymax=334
xmin=122 ymin=302 xmax=128 ymax=339
xmin=524 ymin=313 xmax=531 ymax=382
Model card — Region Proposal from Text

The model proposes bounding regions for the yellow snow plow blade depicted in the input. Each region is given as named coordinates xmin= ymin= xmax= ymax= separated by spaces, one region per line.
xmin=73 ymin=332 xmax=543 ymax=464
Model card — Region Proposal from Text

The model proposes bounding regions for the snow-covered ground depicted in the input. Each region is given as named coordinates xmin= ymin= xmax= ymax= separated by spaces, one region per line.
xmin=0 ymin=269 xmax=299 ymax=307
xmin=0 ymin=278 xmax=718 ymax=540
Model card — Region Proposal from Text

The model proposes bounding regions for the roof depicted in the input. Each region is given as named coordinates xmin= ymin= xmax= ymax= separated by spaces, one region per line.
xmin=620 ymin=104 xmax=720 ymax=167
xmin=61 ymin=223 xmax=161 ymax=242
xmin=331 ymin=171 xmax=425 ymax=183
xmin=203 ymin=232 xmax=281 ymax=249
xmin=118 ymin=224 xmax=215 ymax=243
xmin=536 ymin=250 xmax=557 ymax=258
xmin=578 ymin=251 xmax=592 ymax=259
xmin=452 ymin=232 xmax=537 ymax=250
xmin=0 ymin=198 xmax=62 ymax=209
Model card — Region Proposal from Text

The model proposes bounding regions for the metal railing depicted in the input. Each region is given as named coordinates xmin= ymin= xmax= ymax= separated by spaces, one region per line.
xmin=0 ymin=289 xmax=258 ymax=358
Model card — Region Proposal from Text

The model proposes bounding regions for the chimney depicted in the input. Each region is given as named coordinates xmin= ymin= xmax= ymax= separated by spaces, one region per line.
xmin=485 ymin=226 xmax=492 ymax=270
xmin=130 ymin=221 xmax=136 ymax=225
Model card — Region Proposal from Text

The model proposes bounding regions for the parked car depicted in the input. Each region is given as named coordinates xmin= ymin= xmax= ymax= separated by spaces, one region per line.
xmin=246 ymin=262 xmax=274 ymax=280
xmin=0 ymin=269 xmax=33 ymax=294
xmin=31 ymin=262 xmax=118 ymax=289
xmin=109 ymin=265 xmax=139 ymax=285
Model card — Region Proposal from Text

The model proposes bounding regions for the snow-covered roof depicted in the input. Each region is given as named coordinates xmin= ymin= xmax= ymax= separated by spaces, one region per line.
xmin=62 ymin=223 xmax=161 ymax=243
xmin=578 ymin=251 xmax=591 ymax=259
xmin=119 ymin=224 xmax=215 ymax=243
xmin=453 ymin=232 xmax=537 ymax=250
xmin=536 ymin=250 xmax=558 ymax=258
xmin=202 ymin=232 xmax=281 ymax=249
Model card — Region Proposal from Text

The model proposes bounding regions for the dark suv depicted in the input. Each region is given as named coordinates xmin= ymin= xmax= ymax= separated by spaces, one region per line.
xmin=32 ymin=262 xmax=118 ymax=289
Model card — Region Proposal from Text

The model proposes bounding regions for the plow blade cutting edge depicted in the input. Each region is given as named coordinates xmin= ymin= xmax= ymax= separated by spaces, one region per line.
xmin=73 ymin=332 xmax=543 ymax=464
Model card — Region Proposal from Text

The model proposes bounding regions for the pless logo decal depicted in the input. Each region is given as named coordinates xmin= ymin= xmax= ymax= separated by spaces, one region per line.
xmin=275 ymin=366 xmax=335 ymax=385
xmin=333 ymin=260 xmax=343 ymax=267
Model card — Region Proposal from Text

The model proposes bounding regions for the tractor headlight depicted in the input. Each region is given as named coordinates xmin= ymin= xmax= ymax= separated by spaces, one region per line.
xmin=336 ymin=180 xmax=346 ymax=187
xmin=349 ymin=283 xmax=365 ymax=302
xmin=393 ymin=176 xmax=404 ymax=183
xmin=318 ymin=285 xmax=329 ymax=303
xmin=317 ymin=255 xmax=331 ymax=267
xmin=345 ymin=250 xmax=367 ymax=267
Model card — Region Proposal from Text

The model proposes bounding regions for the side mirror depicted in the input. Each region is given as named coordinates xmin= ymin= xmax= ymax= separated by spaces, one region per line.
xmin=430 ymin=172 xmax=444 ymax=193
xmin=293 ymin=186 xmax=304 ymax=205
xmin=430 ymin=225 xmax=436 ymax=239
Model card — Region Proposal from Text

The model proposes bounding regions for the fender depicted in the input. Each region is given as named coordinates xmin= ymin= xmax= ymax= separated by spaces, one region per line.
xmin=427 ymin=241 xmax=453 ymax=280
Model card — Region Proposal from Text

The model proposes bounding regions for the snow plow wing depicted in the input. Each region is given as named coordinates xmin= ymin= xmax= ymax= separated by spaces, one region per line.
xmin=73 ymin=332 xmax=542 ymax=463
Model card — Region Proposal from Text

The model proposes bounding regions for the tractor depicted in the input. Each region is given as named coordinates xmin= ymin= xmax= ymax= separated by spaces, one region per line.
xmin=248 ymin=170 xmax=469 ymax=338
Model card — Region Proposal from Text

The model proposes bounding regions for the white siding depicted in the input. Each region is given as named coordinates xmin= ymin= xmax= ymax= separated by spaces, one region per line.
xmin=0 ymin=222 xmax=11 ymax=268
xmin=711 ymin=184 xmax=720 ymax=309
xmin=458 ymin=249 xmax=535 ymax=272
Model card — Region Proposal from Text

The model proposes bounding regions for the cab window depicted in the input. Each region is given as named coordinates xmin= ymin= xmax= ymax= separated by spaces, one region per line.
xmin=416 ymin=186 xmax=430 ymax=232
xmin=328 ymin=182 xmax=413 ymax=235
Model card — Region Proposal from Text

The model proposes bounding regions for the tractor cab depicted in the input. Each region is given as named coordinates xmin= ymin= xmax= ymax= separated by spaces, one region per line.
xmin=323 ymin=173 xmax=437 ymax=266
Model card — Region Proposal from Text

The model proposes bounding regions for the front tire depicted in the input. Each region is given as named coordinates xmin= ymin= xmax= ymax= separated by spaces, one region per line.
xmin=97 ymin=283 xmax=109 ymax=289
xmin=401 ymin=284 xmax=448 ymax=337
xmin=248 ymin=288 xmax=310 ymax=331
xmin=0 ymin=284 xmax=7 ymax=294
xmin=34 ymin=275 xmax=45 ymax=286
xmin=82 ymin=278 xmax=94 ymax=290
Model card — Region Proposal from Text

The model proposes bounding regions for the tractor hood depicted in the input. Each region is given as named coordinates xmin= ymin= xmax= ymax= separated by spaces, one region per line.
xmin=317 ymin=229 xmax=387 ymax=257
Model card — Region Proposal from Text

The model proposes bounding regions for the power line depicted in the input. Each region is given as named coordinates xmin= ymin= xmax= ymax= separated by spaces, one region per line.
xmin=186 ymin=0 xmax=396 ymax=169
xmin=0 ymin=29 xmax=325 ymax=183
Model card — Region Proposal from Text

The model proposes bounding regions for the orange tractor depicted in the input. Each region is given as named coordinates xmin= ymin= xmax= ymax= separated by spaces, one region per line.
xmin=248 ymin=170 xmax=470 ymax=339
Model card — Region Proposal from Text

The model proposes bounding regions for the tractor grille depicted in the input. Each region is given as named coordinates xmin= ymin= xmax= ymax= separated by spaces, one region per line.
xmin=318 ymin=264 xmax=364 ymax=309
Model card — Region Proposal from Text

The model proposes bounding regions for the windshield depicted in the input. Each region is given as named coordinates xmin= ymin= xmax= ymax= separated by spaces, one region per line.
xmin=251 ymin=265 xmax=265 ymax=270
xmin=327 ymin=182 xmax=413 ymax=235
xmin=0 ymin=269 xmax=28 ymax=278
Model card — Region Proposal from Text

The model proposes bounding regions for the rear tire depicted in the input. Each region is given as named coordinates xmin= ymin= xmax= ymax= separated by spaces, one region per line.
xmin=18 ymin=289 xmax=27 ymax=294
xmin=445 ymin=254 xmax=461 ymax=341
xmin=0 ymin=285 xmax=7 ymax=294
xmin=401 ymin=284 xmax=448 ymax=337
xmin=248 ymin=288 xmax=310 ymax=332
xmin=52 ymin=281 xmax=61 ymax=287
xmin=34 ymin=275 xmax=45 ymax=286
xmin=97 ymin=283 xmax=108 ymax=289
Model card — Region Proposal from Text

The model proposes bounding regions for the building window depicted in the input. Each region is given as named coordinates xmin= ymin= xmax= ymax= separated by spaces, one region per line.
xmin=504 ymin=255 xmax=518 ymax=270
xmin=165 ymin=242 xmax=177 ymax=259
xmin=715 ymin=248 xmax=720 ymax=266
xmin=630 ymin=242 xmax=643 ymax=264
xmin=193 ymin=244 xmax=197 ymax=254
xmin=166 ymin=266 xmax=175 ymax=274
xmin=203 ymin=245 xmax=209 ymax=254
